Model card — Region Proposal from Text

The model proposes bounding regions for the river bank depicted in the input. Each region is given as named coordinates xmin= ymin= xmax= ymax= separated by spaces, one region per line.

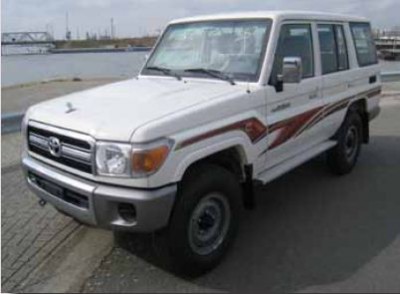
xmin=1 ymin=77 xmax=122 ymax=114
xmin=1 ymin=51 xmax=147 ymax=87
xmin=2 ymin=51 xmax=400 ymax=88
xmin=54 ymin=36 xmax=157 ymax=50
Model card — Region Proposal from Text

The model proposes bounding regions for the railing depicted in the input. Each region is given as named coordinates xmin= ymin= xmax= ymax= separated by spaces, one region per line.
xmin=2 ymin=71 xmax=400 ymax=134
xmin=381 ymin=71 xmax=400 ymax=82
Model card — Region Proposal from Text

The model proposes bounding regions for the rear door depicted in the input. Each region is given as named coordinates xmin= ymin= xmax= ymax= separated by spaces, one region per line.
xmin=316 ymin=23 xmax=353 ymax=139
xmin=264 ymin=22 xmax=324 ymax=169
xmin=318 ymin=22 xmax=380 ymax=139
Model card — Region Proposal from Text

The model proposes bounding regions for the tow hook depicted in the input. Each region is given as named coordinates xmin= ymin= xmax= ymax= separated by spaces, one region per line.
xmin=38 ymin=199 xmax=47 ymax=207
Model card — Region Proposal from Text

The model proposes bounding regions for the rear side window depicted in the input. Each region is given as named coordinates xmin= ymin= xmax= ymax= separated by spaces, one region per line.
xmin=350 ymin=22 xmax=378 ymax=67
xmin=335 ymin=26 xmax=349 ymax=70
xmin=317 ymin=24 xmax=349 ymax=74
xmin=318 ymin=25 xmax=338 ymax=74
xmin=270 ymin=23 xmax=314 ymax=83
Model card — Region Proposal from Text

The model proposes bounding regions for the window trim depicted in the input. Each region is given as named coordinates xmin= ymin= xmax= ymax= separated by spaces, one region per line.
xmin=334 ymin=25 xmax=349 ymax=71
xmin=317 ymin=23 xmax=349 ymax=75
xmin=350 ymin=22 xmax=378 ymax=67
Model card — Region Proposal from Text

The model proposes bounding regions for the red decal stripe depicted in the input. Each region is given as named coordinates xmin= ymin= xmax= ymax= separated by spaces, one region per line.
xmin=175 ymin=87 xmax=381 ymax=152
xmin=175 ymin=118 xmax=267 ymax=150
xmin=268 ymin=106 xmax=323 ymax=150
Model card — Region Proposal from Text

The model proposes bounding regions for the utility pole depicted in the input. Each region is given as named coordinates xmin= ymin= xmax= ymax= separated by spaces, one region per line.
xmin=65 ymin=12 xmax=71 ymax=40
xmin=110 ymin=18 xmax=114 ymax=39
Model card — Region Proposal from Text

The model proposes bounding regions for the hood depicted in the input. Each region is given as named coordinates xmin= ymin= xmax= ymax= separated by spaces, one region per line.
xmin=28 ymin=78 xmax=241 ymax=141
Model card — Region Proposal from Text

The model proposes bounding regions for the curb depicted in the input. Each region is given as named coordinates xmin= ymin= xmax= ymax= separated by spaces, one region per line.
xmin=1 ymin=112 xmax=24 ymax=134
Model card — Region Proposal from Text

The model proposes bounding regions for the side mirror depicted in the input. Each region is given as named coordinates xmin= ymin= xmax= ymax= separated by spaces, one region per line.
xmin=282 ymin=57 xmax=302 ymax=84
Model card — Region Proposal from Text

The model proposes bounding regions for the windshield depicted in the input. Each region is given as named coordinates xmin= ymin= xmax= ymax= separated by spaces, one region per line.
xmin=142 ymin=19 xmax=272 ymax=82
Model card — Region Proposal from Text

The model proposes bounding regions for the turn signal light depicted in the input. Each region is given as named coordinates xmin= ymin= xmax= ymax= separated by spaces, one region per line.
xmin=131 ymin=145 xmax=170 ymax=175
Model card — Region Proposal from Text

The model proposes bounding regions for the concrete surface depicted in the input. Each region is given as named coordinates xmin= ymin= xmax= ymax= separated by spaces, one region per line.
xmin=1 ymin=78 xmax=121 ymax=114
xmin=82 ymin=95 xmax=400 ymax=293
xmin=1 ymin=81 xmax=399 ymax=293
xmin=21 ymin=229 xmax=113 ymax=293
xmin=1 ymin=126 xmax=114 ymax=293
xmin=1 ymin=166 xmax=81 ymax=292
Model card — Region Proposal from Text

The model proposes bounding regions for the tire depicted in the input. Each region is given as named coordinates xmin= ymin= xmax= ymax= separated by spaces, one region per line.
xmin=327 ymin=109 xmax=363 ymax=175
xmin=157 ymin=163 xmax=242 ymax=276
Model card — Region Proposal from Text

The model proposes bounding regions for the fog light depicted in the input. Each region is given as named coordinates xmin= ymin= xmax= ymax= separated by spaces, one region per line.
xmin=118 ymin=203 xmax=136 ymax=223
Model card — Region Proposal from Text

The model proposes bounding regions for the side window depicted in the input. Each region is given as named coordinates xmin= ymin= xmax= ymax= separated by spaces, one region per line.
xmin=335 ymin=25 xmax=349 ymax=70
xmin=350 ymin=22 xmax=378 ymax=67
xmin=317 ymin=24 xmax=349 ymax=74
xmin=270 ymin=23 xmax=314 ymax=84
xmin=318 ymin=25 xmax=337 ymax=74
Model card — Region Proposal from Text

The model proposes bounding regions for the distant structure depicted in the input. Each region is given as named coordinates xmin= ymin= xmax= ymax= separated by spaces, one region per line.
xmin=110 ymin=18 xmax=115 ymax=39
xmin=375 ymin=28 xmax=400 ymax=60
xmin=1 ymin=32 xmax=54 ymax=45
xmin=1 ymin=32 xmax=55 ymax=55
xmin=65 ymin=12 xmax=71 ymax=40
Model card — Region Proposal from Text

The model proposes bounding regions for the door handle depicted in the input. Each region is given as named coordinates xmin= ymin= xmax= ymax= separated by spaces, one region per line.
xmin=348 ymin=83 xmax=355 ymax=88
xmin=309 ymin=91 xmax=318 ymax=99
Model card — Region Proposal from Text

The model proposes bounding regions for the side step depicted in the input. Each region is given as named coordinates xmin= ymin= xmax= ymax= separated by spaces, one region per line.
xmin=258 ymin=140 xmax=337 ymax=185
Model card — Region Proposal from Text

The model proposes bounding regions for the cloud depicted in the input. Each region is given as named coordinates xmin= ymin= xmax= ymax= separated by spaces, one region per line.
xmin=2 ymin=0 xmax=399 ymax=39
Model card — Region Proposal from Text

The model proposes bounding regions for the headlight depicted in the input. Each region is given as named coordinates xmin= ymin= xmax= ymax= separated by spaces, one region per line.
xmin=95 ymin=139 xmax=172 ymax=178
xmin=96 ymin=143 xmax=132 ymax=177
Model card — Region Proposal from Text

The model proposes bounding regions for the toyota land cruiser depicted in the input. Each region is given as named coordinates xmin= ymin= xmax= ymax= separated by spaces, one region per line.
xmin=22 ymin=11 xmax=381 ymax=274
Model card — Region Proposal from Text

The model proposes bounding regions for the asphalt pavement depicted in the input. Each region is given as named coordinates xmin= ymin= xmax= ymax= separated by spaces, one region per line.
xmin=80 ymin=95 xmax=400 ymax=293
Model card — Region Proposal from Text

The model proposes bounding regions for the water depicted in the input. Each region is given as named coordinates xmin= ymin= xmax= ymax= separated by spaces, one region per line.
xmin=1 ymin=52 xmax=147 ymax=87
xmin=1 ymin=52 xmax=400 ymax=87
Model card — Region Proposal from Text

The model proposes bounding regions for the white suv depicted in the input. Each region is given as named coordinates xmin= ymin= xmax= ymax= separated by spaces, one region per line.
xmin=22 ymin=11 xmax=381 ymax=275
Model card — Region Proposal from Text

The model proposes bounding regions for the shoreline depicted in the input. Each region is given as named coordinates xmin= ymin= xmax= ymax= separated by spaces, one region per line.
xmin=1 ymin=76 xmax=122 ymax=91
xmin=1 ymin=77 xmax=123 ymax=116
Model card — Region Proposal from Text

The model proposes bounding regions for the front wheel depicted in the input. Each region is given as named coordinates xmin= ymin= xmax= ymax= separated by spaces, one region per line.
xmin=327 ymin=110 xmax=363 ymax=175
xmin=157 ymin=164 xmax=242 ymax=276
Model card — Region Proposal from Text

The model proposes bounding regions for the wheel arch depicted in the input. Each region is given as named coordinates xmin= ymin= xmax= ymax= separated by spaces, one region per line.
xmin=177 ymin=144 xmax=248 ymax=182
xmin=349 ymin=97 xmax=369 ymax=144
xmin=173 ymin=142 xmax=257 ymax=209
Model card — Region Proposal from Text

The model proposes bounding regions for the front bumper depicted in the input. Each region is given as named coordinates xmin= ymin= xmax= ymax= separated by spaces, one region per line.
xmin=22 ymin=154 xmax=177 ymax=232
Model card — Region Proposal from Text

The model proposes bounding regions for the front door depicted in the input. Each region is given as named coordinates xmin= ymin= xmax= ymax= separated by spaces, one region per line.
xmin=264 ymin=22 xmax=324 ymax=169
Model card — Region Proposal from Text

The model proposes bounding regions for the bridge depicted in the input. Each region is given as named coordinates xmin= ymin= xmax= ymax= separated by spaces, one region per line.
xmin=1 ymin=32 xmax=54 ymax=45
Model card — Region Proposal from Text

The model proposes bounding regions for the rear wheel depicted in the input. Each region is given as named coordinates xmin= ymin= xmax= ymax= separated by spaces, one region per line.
xmin=327 ymin=110 xmax=363 ymax=175
xmin=157 ymin=163 xmax=242 ymax=276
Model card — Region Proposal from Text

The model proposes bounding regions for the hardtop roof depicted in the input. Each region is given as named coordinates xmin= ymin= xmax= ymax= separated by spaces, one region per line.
xmin=170 ymin=11 xmax=368 ymax=24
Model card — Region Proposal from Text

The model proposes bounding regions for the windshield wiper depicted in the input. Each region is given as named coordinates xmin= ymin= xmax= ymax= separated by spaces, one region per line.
xmin=184 ymin=68 xmax=236 ymax=85
xmin=145 ymin=66 xmax=182 ymax=81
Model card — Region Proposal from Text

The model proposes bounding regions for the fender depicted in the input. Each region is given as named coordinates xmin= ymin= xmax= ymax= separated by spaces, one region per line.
xmin=173 ymin=135 xmax=251 ymax=182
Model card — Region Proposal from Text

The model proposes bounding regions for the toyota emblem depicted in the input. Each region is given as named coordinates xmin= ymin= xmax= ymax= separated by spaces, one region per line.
xmin=48 ymin=137 xmax=62 ymax=157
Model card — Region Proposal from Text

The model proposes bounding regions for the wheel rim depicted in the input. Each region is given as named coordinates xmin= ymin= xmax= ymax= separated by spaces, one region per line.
xmin=188 ymin=192 xmax=231 ymax=256
xmin=345 ymin=125 xmax=359 ymax=161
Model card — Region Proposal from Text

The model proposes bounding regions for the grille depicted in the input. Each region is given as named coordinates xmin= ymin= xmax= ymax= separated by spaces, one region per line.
xmin=28 ymin=125 xmax=93 ymax=173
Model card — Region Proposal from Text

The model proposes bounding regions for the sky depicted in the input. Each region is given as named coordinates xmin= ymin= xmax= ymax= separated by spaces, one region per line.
xmin=2 ymin=0 xmax=399 ymax=39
